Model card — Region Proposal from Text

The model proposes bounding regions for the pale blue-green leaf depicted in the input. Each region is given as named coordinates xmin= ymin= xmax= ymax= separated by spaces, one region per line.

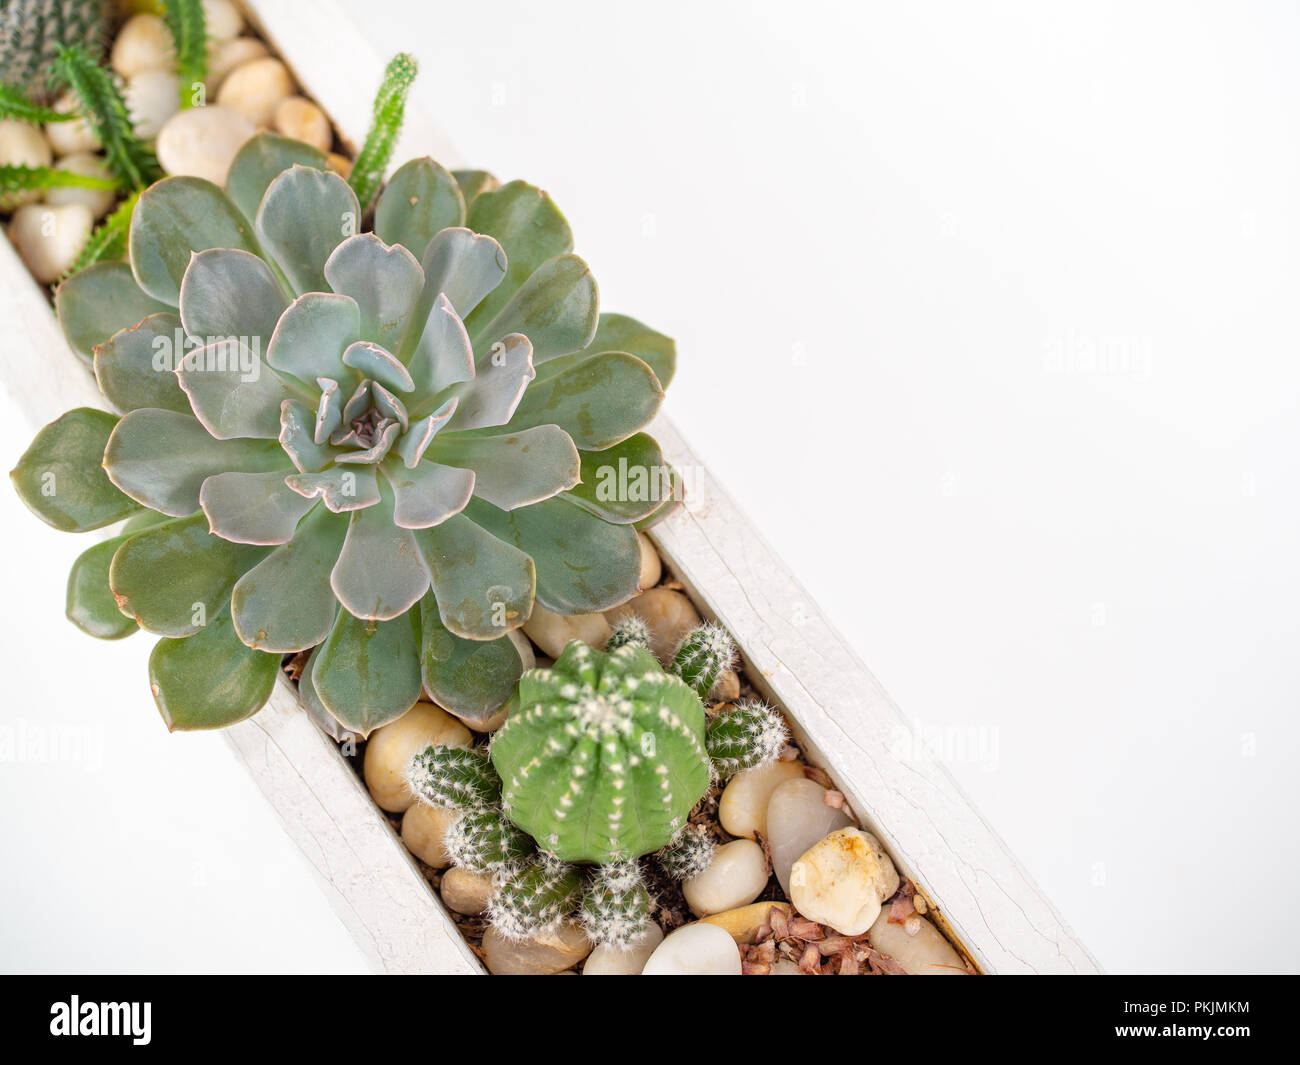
xmin=430 ymin=425 xmax=578 ymax=511
xmin=93 ymin=313 xmax=191 ymax=414
xmin=472 ymin=253 xmax=597 ymax=361
xmin=443 ymin=332 xmax=534 ymax=432
xmin=406 ymin=293 xmax=474 ymax=401
xmin=383 ymin=459 xmax=474 ymax=529
xmin=394 ymin=397 xmax=456 ymax=468
xmin=279 ymin=398 xmax=337 ymax=473
xmin=284 ymin=465 xmax=380 ymax=512
xmin=226 ymin=132 xmax=328 ymax=222
xmin=176 ymin=337 xmax=294 ymax=439
xmin=199 ymin=468 xmax=315 ymax=545
xmin=266 ymin=293 xmax=359 ymax=385
xmin=56 ymin=262 xmax=171 ymax=361
xmin=341 ymin=340 xmax=413 ymax=393
xmin=330 ymin=483 xmax=429 ymax=619
xmin=256 ymin=165 xmax=358 ymax=294
xmin=178 ymin=248 xmax=288 ymax=350
xmin=374 ymin=157 xmax=465 ymax=257
xmin=419 ymin=591 xmax=523 ymax=726
xmin=323 ymin=233 xmax=423 ymax=352
xmin=312 ymin=607 xmax=422 ymax=735
xmin=564 ymin=432 xmax=671 ymax=524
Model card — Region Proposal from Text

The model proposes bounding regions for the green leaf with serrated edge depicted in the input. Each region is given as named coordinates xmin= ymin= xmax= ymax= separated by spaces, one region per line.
xmin=109 ymin=512 xmax=269 ymax=636
xmin=374 ymin=156 xmax=465 ymax=257
xmin=93 ymin=313 xmax=191 ymax=414
xmin=231 ymin=503 xmax=349 ymax=653
xmin=452 ymin=169 xmax=498 ymax=210
xmin=226 ymin=132 xmax=328 ymax=222
xmin=56 ymin=261 xmax=170 ymax=361
xmin=65 ymin=510 xmax=170 ymax=638
xmin=412 ymin=513 xmax=535 ymax=640
xmin=465 ymin=495 xmax=639 ymax=615
xmin=149 ymin=606 xmax=280 ymax=731
xmin=538 ymin=312 xmax=676 ymax=390
xmin=312 ymin=607 xmax=422 ymax=736
xmin=129 ymin=176 xmax=262 ymax=305
xmin=11 ymin=408 xmax=136 ymax=532
xmin=565 ymin=433 xmax=670 ymax=524
xmin=505 ymin=350 xmax=663 ymax=451
xmin=472 ymin=253 xmax=597 ymax=360
xmin=418 ymin=591 xmax=523 ymax=727
xmin=463 ymin=180 xmax=573 ymax=338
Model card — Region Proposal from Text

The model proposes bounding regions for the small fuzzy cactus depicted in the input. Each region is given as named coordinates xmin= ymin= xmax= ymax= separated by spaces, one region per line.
xmin=578 ymin=861 xmax=652 ymax=950
xmin=488 ymin=854 xmax=583 ymax=940
xmin=656 ymin=824 xmax=716 ymax=881
xmin=706 ymin=699 xmax=789 ymax=777
xmin=605 ymin=614 xmax=651 ymax=652
xmin=443 ymin=806 xmax=533 ymax=875
xmin=0 ymin=0 xmax=109 ymax=101
xmin=671 ymin=622 xmax=735 ymax=700
xmin=490 ymin=640 xmax=712 ymax=863
xmin=407 ymin=745 xmax=501 ymax=810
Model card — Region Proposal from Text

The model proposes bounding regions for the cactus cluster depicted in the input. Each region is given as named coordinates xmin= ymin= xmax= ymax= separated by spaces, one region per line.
xmin=0 ymin=0 xmax=109 ymax=101
xmin=406 ymin=627 xmax=788 ymax=950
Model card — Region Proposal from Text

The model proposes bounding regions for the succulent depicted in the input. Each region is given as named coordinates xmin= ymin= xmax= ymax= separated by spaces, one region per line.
xmin=488 ymin=852 xmax=583 ymax=940
xmin=670 ymin=621 xmax=735 ymax=700
xmin=13 ymin=117 xmax=680 ymax=734
xmin=577 ymin=861 xmax=652 ymax=950
xmin=605 ymin=614 xmax=651 ymax=652
xmin=443 ymin=805 xmax=533 ymax=876
xmin=705 ymin=699 xmax=789 ymax=777
xmin=0 ymin=0 xmax=109 ymax=101
xmin=656 ymin=823 xmax=716 ymax=881
xmin=407 ymin=744 xmax=501 ymax=810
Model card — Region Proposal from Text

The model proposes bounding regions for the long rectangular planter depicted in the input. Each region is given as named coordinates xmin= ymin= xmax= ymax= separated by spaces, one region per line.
xmin=0 ymin=0 xmax=1100 ymax=974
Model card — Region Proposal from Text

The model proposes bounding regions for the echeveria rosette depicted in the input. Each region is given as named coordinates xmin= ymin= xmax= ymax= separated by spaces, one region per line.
xmin=13 ymin=133 xmax=680 ymax=735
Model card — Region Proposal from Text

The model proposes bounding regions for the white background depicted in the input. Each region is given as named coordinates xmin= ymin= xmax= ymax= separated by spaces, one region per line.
xmin=3 ymin=0 xmax=1298 ymax=974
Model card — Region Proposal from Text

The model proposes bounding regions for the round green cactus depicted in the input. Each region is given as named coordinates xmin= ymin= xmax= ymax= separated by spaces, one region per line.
xmin=488 ymin=854 xmax=583 ymax=940
xmin=443 ymin=806 xmax=533 ymax=875
xmin=490 ymin=641 xmax=711 ymax=863
xmin=656 ymin=823 xmax=716 ymax=881
xmin=578 ymin=861 xmax=652 ymax=949
xmin=705 ymin=699 xmax=789 ymax=777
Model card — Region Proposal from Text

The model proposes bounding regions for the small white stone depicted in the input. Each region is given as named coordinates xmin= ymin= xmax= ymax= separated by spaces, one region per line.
xmin=400 ymin=802 xmax=457 ymax=868
xmin=216 ymin=56 xmax=295 ymax=126
xmin=682 ymin=839 xmax=769 ymax=916
xmin=8 ymin=203 xmax=93 ymax=284
xmin=604 ymin=586 xmax=701 ymax=665
xmin=111 ymin=14 xmax=174 ymax=79
xmin=765 ymin=776 xmax=853 ymax=894
xmin=273 ymin=95 xmax=331 ymax=151
xmin=0 ymin=119 xmax=53 ymax=210
xmin=125 ymin=71 xmax=179 ymax=139
xmin=205 ymin=37 xmax=270 ymax=95
xmin=156 ymin=105 xmax=255 ymax=184
xmin=45 ymin=93 xmax=99 ymax=155
xmin=362 ymin=702 xmax=472 ymax=813
xmin=45 ymin=153 xmax=115 ymax=218
xmin=203 ymin=0 xmax=245 ymax=40
xmin=642 ymin=922 xmax=742 ymax=975
xmin=582 ymin=923 xmax=664 ymax=975
xmin=867 ymin=909 xmax=969 ymax=975
xmin=789 ymin=827 xmax=900 ymax=935
xmin=522 ymin=602 xmax=611 ymax=660
xmin=719 ymin=758 xmax=805 ymax=840
xmin=636 ymin=531 xmax=662 ymax=589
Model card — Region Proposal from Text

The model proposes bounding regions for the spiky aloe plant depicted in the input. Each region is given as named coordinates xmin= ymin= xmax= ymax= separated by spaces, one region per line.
xmin=14 ymin=71 xmax=679 ymax=736
xmin=0 ymin=0 xmax=109 ymax=101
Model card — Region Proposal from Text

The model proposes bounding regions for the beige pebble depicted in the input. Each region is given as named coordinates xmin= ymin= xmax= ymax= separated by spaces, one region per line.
xmin=325 ymin=152 xmax=352 ymax=178
xmin=636 ymin=531 xmax=661 ymax=589
xmin=682 ymin=838 xmax=769 ymax=917
xmin=604 ymin=586 xmax=700 ymax=665
xmin=45 ymin=153 xmax=115 ymax=218
xmin=0 ymin=119 xmax=53 ymax=210
xmin=642 ymin=923 xmax=742 ymax=975
xmin=9 ymin=203 xmax=92 ymax=284
xmin=700 ymin=901 xmax=792 ymax=945
xmin=582 ymin=923 xmax=664 ymax=975
xmin=203 ymin=0 xmax=244 ymax=40
xmin=867 ymin=909 xmax=969 ymax=975
xmin=206 ymin=36 xmax=270 ymax=94
xmin=362 ymin=702 xmax=472 ymax=812
xmin=439 ymin=867 xmax=495 ymax=916
xmin=710 ymin=668 xmax=741 ymax=702
xmin=216 ymin=57 xmax=295 ymax=126
xmin=718 ymin=759 xmax=805 ymax=840
xmin=125 ymin=70 xmax=179 ymax=139
xmin=765 ymin=777 xmax=853 ymax=894
xmin=482 ymin=921 xmax=592 ymax=975
xmin=789 ymin=827 xmax=900 ymax=936
xmin=400 ymin=802 xmax=456 ymax=868
xmin=111 ymin=14 xmax=174 ymax=79
xmin=522 ymin=602 xmax=611 ymax=660
xmin=45 ymin=93 xmax=99 ymax=155
xmin=273 ymin=95 xmax=331 ymax=151
xmin=155 ymin=104 xmax=255 ymax=184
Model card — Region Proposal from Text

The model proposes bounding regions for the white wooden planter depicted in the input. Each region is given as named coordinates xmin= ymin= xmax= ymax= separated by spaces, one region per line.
xmin=0 ymin=0 xmax=1100 ymax=974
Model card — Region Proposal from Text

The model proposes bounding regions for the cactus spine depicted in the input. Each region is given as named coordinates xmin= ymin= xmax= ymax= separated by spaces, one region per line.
xmin=407 ymin=745 xmax=501 ymax=810
xmin=0 ymin=0 xmax=109 ymax=101
xmin=656 ymin=823 xmax=716 ymax=881
xmin=605 ymin=614 xmax=651 ymax=652
xmin=578 ymin=861 xmax=652 ymax=950
xmin=706 ymin=698 xmax=788 ymax=777
xmin=443 ymin=806 xmax=533 ymax=875
xmin=670 ymin=622 xmax=735 ymax=700
xmin=488 ymin=854 xmax=583 ymax=940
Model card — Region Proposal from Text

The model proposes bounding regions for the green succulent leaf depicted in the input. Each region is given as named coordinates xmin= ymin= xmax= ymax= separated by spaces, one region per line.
xmin=374 ymin=156 xmax=465 ymax=257
xmin=331 ymin=481 xmax=430 ymax=620
xmin=465 ymin=495 xmax=639 ymax=616
xmin=226 ymin=132 xmax=328 ymax=222
xmin=266 ymin=292 xmax=360 ymax=385
xmin=176 ymin=338 xmax=293 ymax=441
xmin=109 ymin=511 xmax=269 ymax=636
xmin=0 ymin=162 xmax=116 ymax=196
xmin=55 ymin=261 xmax=170 ymax=362
xmin=418 ymin=592 xmax=524 ymax=727
xmin=566 ymin=432 xmax=671 ymax=524
xmin=323 ymin=233 xmax=422 ymax=352
xmin=92 ymin=313 xmax=192 ymax=414
xmin=256 ymin=165 xmax=358 ymax=296
xmin=130 ymin=176 xmax=262 ymax=304
xmin=451 ymin=169 xmax=499 ymax=209
xmin=409 ymin=227 xmax=507 ymax=336
xmin=0 ymin=84 xmax=77 ymax=124
xmin=199 ymin=469 xmax=316 ymax=544
xmin=311 ymin=606 xmax=423 ymax=735
xmin=149 ymin=606 xmax=280 ymax=731
xmin=473 ymin=253 xmax=597 ymax=360
xmin=431 ymin=425 xmax=579 ymax=511
xmin=178 ymin=248 xmax=288 ymax=350
xmin=548 ymin=312 xmax=677 ymax=390
xmin=12 ymin=408 xmax=137 ymax=532
xmin=65 ymin=191 xmax=140 ymax=278
xmin=66 ymin=509 xmax=171 ymax=639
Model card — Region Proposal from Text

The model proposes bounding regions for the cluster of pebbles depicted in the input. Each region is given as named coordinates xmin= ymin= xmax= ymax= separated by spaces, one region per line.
xmin=351 ymin=532 xmax=974 ymax=975
xmin=1 ymin=0 xmax=343 ymax=282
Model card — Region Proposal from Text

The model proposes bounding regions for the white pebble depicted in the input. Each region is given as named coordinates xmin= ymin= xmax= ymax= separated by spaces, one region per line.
xmin=206 ymin=37 xmax=270 ymax=95
xmin=718 ymin=758 xmax=805 ymax=839
xmin=764 ymin=777 xmax=852 ymax=894
xmin=642 ymin=923 xmax=742 ymax=975
xmin=45 ymin=153 xmax=115 ymax=218
xmin=216 ymin=56 xmax=295 ymax=126
xmin=203 ymin=0 xmax=245 ymax=40
xmin=582 ymin=923 xmax=664 ymax=975
xmin=522 ymin=602 xmax=610 ymax=660
xmin=45 ymin=93 xmax=99 ymax=155
xmin=0 ymin=119 xmax=53 ymax=210
xmin=867 ymin=909 xmax=969 ymax=975
xmin=682 ymin=839 xmax=769 ymax=917
xmin=789 ymin=827 xmax=899 ymax=935
xmin=156 ymin=105 xmax=255 ymax=184
xmin=273 ymin=96 xmax=332 ymax=151
xmin=111 ymin=14 xmax=174 ymax=79
xmin=8 ymin=203 xmax=93 ymax=284
xmin=125 ymin=71 xmax=179 ymax=139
